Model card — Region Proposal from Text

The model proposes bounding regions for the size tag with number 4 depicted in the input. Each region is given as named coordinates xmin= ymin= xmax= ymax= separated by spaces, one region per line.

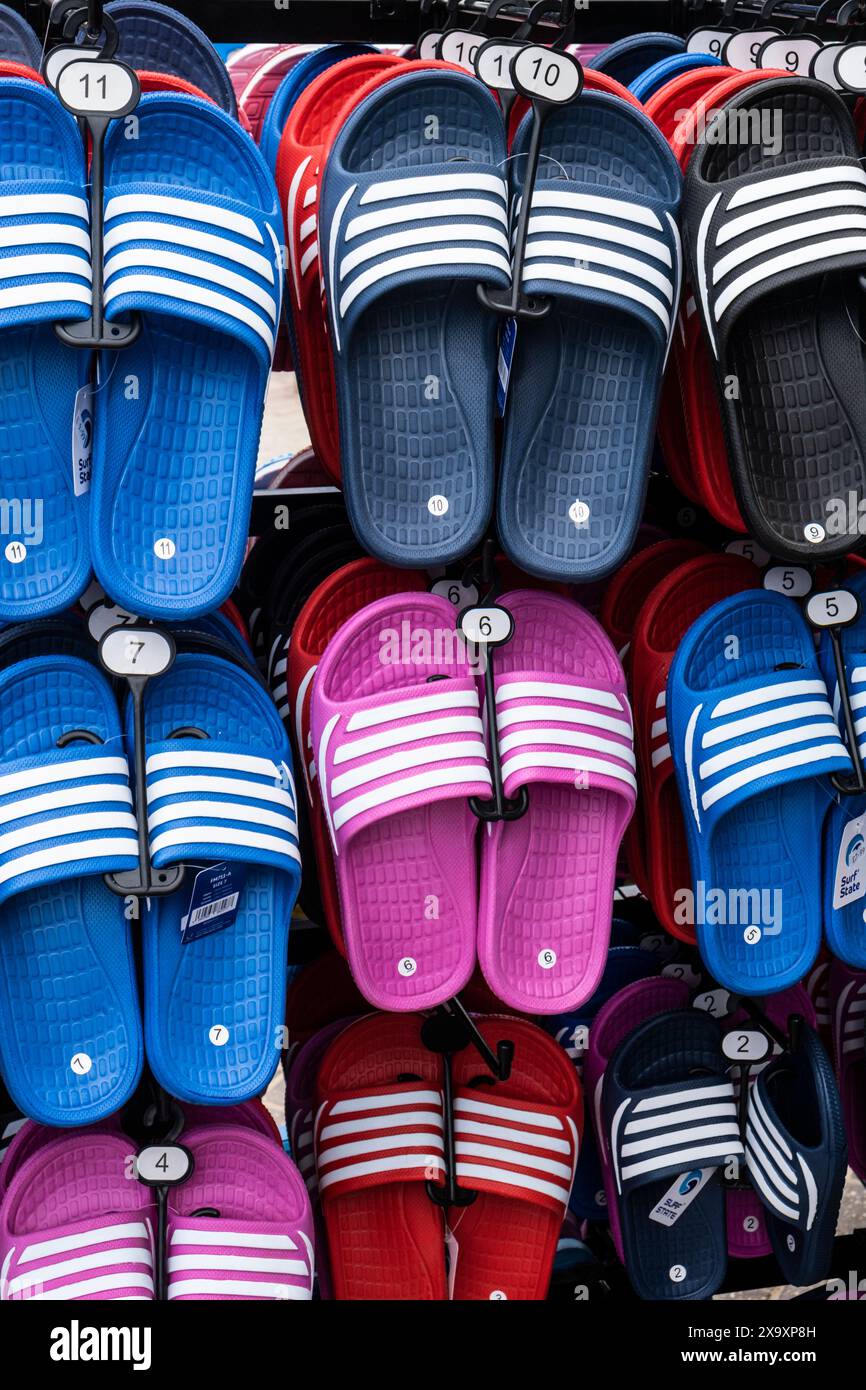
xmin=55 ymin=58 xmax=140 ymax=120
xmin=510 ymin=45 xmax=583 ymax=105
xmin=459 ymin=605 xmax=514 ymax=646
xmin=805 ymin=589 xmax=860 ymax=630
xmin=136 ymin=1144 xmax=193 ymax=1186
xmin=99 ymin=625 xmax=175 ymax=678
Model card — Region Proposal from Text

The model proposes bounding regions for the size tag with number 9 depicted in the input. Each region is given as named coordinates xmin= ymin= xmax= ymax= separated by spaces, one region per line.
xmin=56 ymin=58 xmax=140 ymax=119
xmin=805 ymin=589 xmax=860 ymax=629
xmin=835 ymin=43 xmax=866 ymax=93
xmin=100 ymin=625 xmax=175 ymax=677
xmin=459 ymin=605 xmax=514 ymax=646
xmin=511 ymin=45 xmax=583 ymax=104
xmin=757 ymin=35 xmax=821 ymax=74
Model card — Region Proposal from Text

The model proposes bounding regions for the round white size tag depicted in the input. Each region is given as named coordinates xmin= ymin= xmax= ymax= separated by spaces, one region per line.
xmin=721 ymin=1029 xmax=771 ymax=1063
xmin=806 ymin=589 xmax=860 ymax=629
xmin=537 ymin=948 xmax=557 ymax=970
xmin=4 ymin=542 xmax=25 ymax=564
xmin=136 ymin=1144 xmax=193 ymax=1185
xmin=724 ymin=538 xmax=769 ymax=567
xmin=758 ymin=35 xmax=821 ymax=74
xmin=763 ymin=565 xmax=812 ymax=597
xmin=100 ymin=627 xmax=174 ymax=678
xmin=743 ymin=925 xmax=762 ymax=945
xmin=398 ymin=956 xmax=417 ymax=978
xmin=438 ymin=28 xmax=483 ymax=72
xmin=811 ymin=41 xmax=845 ymax=89
xmin=475 ymin=39 xmax=522 ymax=91
xmin=459 ymin=605 xmax=514 ymax=645
xmin=56 ymin=59 xmax=139 ymax=118
xmin=686 ymin=27 xmax=733 ymax=59
xmin=417 ymin=31 xmax=441 ymax=61
xmin=430 ymin=577 xmax=479 ymax=608
xmin=511 ymin=45 xmax=582 ymax=103
xmin=208 ymin=1024 xmax=229 ymax=1046
xmin=87 ymin=601 xmax=139 ymax=641
xmin=428 ymin=494 xmax=449 ymax=517
xmin=723 ymin=27 xmax=780 ymax=70
xmin=669 ymin=1264 xmax=687 ymax=1283
xmin=835 ymin=42 xmax=866 ymax=93
xmin=70 ymin=1051 xmax=92 ymax=1075
xmin=803 ymin=521 xmax=825 ymax=545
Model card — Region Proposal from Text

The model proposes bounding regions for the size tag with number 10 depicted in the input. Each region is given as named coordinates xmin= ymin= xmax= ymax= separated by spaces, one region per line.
xmin=510 ymin=45 xmax=583 ymax=104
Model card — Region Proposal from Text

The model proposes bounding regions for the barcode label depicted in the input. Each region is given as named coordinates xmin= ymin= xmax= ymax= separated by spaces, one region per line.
xmin=187 ymin=892 xmax=239 ymax=928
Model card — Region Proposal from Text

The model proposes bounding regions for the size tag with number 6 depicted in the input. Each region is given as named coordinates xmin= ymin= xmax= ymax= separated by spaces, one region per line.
xmin=56 ymin=58 xmax=140 ymax=119
xmin=99 ymin=625 xmax=175 ymax=677
xmin=510 ymin=45 xmax=583 ymax=105
xmin=805 ymin=589 xmax=860 ymax=630
xmin=459 ymin=605 xmax=514 ymax=646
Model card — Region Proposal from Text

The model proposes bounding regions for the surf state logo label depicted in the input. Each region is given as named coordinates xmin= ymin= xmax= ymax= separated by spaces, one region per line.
xmin=648 ymin=1168 xmax=713 ymax=1226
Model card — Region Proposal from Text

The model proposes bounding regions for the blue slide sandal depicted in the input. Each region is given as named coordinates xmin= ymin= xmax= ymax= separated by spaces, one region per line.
xmin=745 ymin=1023 xmax=846 ymax=1286
xmin=135 ymin=636 xmax=301 ymax=1103
xmin=603 ymin=1008 xmax=743 ymax=1300
xmin=820 ymin=571 xmax=866 ymax=967
xmin=92 ymin=93 xmax=282 ymax=618
xmin=0 ymin=80 xmax=93 ymax=620
xmin=628 ymin=51 xmax=721 ymax=102
xmin=592 ymin=31 xmax=686 ymax=84
xmin=546 ymin=945 xmax=660 ymax=1221
xmin=0 ymin=646 xmax=142 ymax=1125
xmin=0 ymin=3 xmax=42 ymax=66
xmin=667 ymin=590 xmax=850 ymax=995
xmin=107 ymin=0 xmax=238 ymax=114
xmin=498 ymin=92 xmax=681 ymax=581
xmin=259 ymin=43 xmax=374 ymax=176
xmin=321 ymin=67 xmax=509 ymax=566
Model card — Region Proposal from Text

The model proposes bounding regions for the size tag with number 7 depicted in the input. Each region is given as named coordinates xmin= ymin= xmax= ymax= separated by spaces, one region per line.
xmin=99 ymin=625 xmax=175 ymax=677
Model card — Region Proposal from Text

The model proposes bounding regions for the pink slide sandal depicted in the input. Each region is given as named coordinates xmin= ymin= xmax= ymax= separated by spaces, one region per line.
xmin=0 ymin=1131 xmax=155 ymax=1300
xmin=310 ymin=593 xmax=492 ymax=1010
xmin=166 ymin=1125 xmax=314 ymax=1301
xmin=477 ymin=591 xmax=636 ymax=1013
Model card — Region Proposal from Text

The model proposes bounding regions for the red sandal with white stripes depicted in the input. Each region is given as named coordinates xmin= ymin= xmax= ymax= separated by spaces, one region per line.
xmin=314 ymin=1012 xmax=448 ymax=1302
xmin=446 ymin=1017 xmax=581 ymax=1302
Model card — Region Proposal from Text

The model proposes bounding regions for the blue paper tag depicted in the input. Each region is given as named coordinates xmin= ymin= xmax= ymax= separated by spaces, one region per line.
xmin=180 ymin=862 xmax=246 ymax=943
xmin=496 ymin=317 xmax=517 ymax=416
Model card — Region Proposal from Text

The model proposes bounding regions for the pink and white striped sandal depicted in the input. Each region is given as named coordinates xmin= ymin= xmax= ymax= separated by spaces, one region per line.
xmin=309 ymin=592 xmax=492 ymax=1010
xmin=166 ymin=1126 xmax=313 ymax=1301
xmin=477 ymin=591 xmax=636 ymax=1013
xmin=0 ymin=1131 xmax=156 ymax=1301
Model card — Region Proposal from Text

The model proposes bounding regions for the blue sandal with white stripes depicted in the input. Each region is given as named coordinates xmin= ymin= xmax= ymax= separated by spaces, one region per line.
xmin=0 ymin=652 xmax=142 ymax=1126
xmin=320 ymin=68 xmax=508 ymax=567
xmin=92 ymin=93 xmax=282 ymax=619
xmin=667 ymin=590 xmax=850 ymax=995
xmin=683 ymin=77 xmax=866 ymax=563
xmin=745 ymin=1022 xmax=846 ymax=1286
xmin=0 ymin=80 xmax=93 ymax=620
xmin=603 ymin=1008 xmax=743 ymax=1300
xmin=820 ymin=571 xmax=866 ymax=968
xmin=497 ymin=92 xmax=681 ymax=581
xmin=133 ymin=636 xmax=301 ymax=1104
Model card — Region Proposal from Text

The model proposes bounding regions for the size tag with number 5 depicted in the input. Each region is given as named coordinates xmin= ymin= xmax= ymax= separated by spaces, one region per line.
xmin=459 ymin=605 xmax=514 ymax=646
xmin=99 ymin=625 xmax=175 ymax=677
xmin=510 ymin=45 xmax=583 ymax=105
xmin=763 ymin=565 xmax=812 ymax=598
xmin=805 ymin=589 xmax=860 ymax=629
xmin=55 ymin=58 xmax=140 ymax=119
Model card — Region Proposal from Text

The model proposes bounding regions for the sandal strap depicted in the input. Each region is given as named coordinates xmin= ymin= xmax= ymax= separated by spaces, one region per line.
xmin=610 ymin=1074 xmax=743 ymax=1199
xmin=452 ymin=1087 xmax=579 ymax=1218
xmin=315 ymin=1082 xmax=446 ymax=1198
xmin=166 ymin=1216 xmax=314 ymax=1301
xmin=3 ymin=1215 xmax=155 ymax=1301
